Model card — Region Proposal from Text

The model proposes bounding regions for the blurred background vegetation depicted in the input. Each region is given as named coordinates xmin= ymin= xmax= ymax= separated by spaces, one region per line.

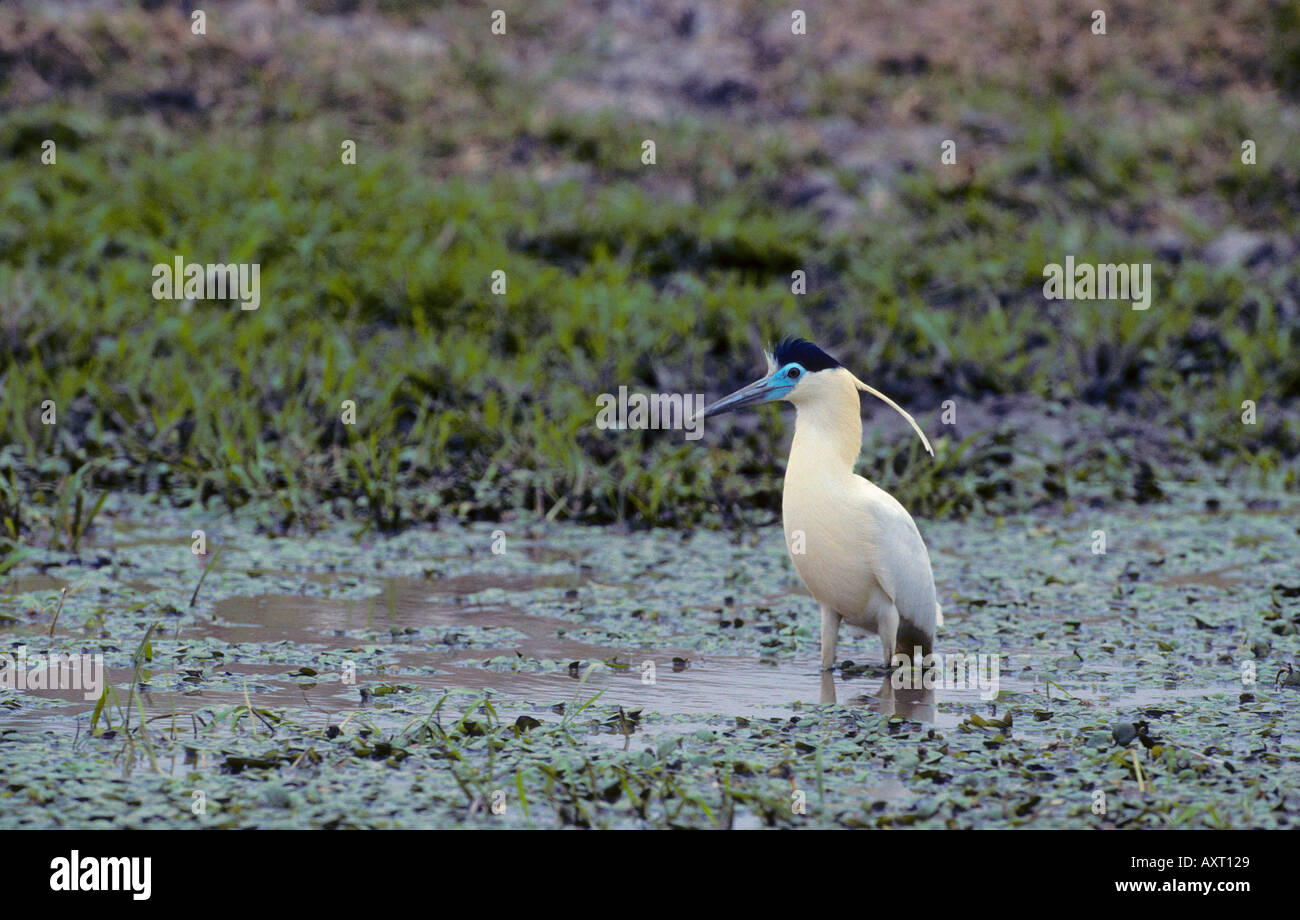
xmin=1 ymin=0 xmax=1297 ymax=548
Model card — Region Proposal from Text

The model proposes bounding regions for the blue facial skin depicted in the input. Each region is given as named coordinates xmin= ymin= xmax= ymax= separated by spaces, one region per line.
xmin=702 ymin=362 xmax=805 ymax=418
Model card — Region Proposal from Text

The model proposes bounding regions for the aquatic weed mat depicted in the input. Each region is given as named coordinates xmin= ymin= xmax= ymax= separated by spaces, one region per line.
xmin=1 ymin=487 xmax=1297 ymax=828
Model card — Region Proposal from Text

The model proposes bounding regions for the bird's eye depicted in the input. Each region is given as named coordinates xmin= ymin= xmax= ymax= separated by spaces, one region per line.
xmin=788 ymin=367 xmax=801 ymax=379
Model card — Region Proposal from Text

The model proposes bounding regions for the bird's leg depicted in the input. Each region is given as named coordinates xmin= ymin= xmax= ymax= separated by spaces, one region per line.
xmin=819 ymin=605 xmax=841 ymax=672
xmin=819 ymin=671 xmax=836 ymax=705
xmin=878 ymin=603 xmax=900 ymax=667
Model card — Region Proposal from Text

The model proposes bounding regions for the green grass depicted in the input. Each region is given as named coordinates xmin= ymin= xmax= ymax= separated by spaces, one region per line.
xmin=0 ymin=1 xmax=1297 ymax=548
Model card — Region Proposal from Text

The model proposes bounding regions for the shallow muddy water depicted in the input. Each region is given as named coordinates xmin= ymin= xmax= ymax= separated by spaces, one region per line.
xmin=2 ymin=487 xmax=1298 ymax=828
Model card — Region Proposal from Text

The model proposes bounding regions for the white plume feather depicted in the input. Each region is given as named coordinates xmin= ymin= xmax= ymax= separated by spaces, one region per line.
xmin=848 ymin=372 xmax=935 ymax=457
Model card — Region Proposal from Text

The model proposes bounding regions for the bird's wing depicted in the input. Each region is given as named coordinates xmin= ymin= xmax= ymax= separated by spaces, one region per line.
xmin=852 ymin=476 xmax=938 ymax=630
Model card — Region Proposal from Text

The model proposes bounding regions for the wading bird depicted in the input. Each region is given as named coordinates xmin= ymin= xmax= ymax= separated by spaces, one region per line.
xmin=701 ymin=338 xmax=942 ymax=674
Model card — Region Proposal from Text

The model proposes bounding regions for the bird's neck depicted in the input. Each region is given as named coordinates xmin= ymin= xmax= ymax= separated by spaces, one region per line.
xmin=787 ymin=372 xmax=863 ymax=479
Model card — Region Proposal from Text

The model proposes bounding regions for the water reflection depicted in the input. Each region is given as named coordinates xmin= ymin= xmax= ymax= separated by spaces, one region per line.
xmin=820 ymin=671 xmax=937 ymax=721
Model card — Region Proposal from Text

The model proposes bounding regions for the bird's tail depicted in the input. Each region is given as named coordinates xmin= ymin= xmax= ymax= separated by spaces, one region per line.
xmin=848 ymin=373 xmax=934 ymax=457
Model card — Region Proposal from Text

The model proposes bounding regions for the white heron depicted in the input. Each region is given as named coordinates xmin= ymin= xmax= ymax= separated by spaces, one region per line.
xmin=701 ymin=337 xmax=942 ymax=674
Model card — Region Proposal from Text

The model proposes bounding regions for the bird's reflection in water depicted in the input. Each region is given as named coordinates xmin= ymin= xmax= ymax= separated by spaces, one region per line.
xmin=820 ymin=672 xmax=937 ymax=722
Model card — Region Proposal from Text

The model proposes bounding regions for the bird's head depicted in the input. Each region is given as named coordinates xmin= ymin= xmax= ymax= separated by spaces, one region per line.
xmin=700 ymin=337 xmax=838 ymax=416
xmin=701 ymin=336 xmax=934 ymax=456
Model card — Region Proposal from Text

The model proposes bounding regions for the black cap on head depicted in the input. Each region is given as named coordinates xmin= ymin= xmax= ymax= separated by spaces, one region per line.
xmin=772 ymin=337 xmax=840 ymax=373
